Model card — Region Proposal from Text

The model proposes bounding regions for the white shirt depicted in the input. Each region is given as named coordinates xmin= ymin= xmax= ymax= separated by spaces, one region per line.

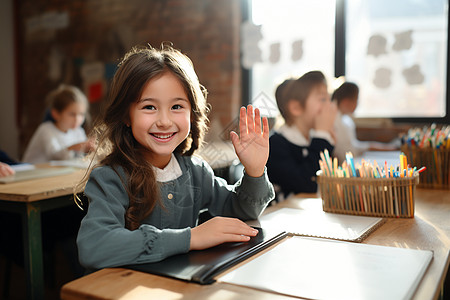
xmin=277 ymin=124 xmax=335 ymax=147
xmin=22 ymin=121 xmax=87 ymax=164
xmin=152 ymin=154 xmax=183 ymax=182
xmin=333 ymin=111 xmax=369 ymax=163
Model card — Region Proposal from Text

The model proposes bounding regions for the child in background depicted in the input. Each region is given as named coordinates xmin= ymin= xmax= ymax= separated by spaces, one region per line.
xmin=76 ymin=45 xmax=274 ymax=271
xmin=332 ymin=82 xmax=398 ymax=163
xmin=267 ymin=71 xmax=337 ymax=197
xmin=22 ymin=84 xmax=95 ymax=164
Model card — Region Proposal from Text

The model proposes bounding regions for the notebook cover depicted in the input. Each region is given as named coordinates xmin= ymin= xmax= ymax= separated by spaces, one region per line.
xmin=124 ymin=228 xmax=287 ymax=285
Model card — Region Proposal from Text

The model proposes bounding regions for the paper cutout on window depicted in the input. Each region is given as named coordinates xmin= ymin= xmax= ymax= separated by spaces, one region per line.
xmin=269 ymin=43 xmax=281 ymax=64
xmin=393 ymin=30 xmax=413 ymax=51
xmin=252 ymin=91 xmax=279 ymax=118
xmin=367 ymin=34 xmax=387 ymax=57
xmin=240 ymin=21 xmax=263 ymax=69
xmin=402 ymin=64 xmax=424 ymax=85
xmin=291 ymin=40 xmax=303 ymax=62
xmin=373 ymin=67 xmax=392 ymax=89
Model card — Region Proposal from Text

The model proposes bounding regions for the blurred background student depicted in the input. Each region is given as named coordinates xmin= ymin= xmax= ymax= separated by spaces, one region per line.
xmin=22 ymin=84 xmax=96 ymax=164
xmin=332 ymin=82 xmax=399 ymax=163
xmin=267 ymin=71 xmax=337 ymax=199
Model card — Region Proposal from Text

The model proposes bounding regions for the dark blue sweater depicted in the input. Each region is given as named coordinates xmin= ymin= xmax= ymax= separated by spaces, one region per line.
xmin=267 ymin=132 xmax=334 ymax=196
xmin=0 ymin=150 xmax=18 ymax=165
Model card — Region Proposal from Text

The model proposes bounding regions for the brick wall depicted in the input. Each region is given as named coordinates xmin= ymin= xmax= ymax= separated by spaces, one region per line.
xmin=15 ymin=0 xmax=242 ymax=156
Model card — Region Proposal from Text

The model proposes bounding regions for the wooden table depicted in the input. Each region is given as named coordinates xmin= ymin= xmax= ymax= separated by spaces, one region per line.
xmin=60 ymin=188 xmax=450 ymax=300
xmin=0 ymin=168 xmax=85 ymax=300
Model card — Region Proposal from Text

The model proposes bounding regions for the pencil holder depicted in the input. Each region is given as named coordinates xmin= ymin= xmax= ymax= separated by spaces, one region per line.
xmin=317 ymin=171 xmax=419 ymax=218
xmin=401 ymin=145 xmax=450 ymax=189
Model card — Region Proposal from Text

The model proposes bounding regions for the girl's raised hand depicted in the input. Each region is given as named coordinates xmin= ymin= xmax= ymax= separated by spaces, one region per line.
xmin=190 ymin=216 xmax=259 ymax=250
xmin=230 ymin=105 xmax=270 ymax=177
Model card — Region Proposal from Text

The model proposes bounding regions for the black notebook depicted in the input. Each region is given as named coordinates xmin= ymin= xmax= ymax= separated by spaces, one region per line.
xmin=123 ymin=228 xmax=287 ymax=285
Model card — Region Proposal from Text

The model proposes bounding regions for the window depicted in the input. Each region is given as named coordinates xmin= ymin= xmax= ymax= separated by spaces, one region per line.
xmin=244 ymin=0 xmax=450 ymax=121
xmin=345 ymin=0 xmax=448 ymax=119
xmin=245 ymin=0 xmax=336 ymax=116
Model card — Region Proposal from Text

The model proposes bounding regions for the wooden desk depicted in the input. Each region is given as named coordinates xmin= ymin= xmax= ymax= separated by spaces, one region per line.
xmin=60 ymin=188 xmax=450 ymax=300
xmin=0 ymin=168 xmax=85 ymax=300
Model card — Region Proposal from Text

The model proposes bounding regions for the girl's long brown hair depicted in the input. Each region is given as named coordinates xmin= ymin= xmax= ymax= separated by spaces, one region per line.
xmin=76 ymin=44 xmax=209 ymax=230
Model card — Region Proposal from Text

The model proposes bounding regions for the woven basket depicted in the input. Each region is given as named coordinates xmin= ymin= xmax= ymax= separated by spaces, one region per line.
xmin=317 ymin=171 xmax=419 ymax=218
xmin=401 ymin=145 xmax=450 ymax=189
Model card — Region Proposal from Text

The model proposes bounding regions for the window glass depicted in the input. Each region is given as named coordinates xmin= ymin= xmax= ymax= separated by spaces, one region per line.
xmin=248 ymin=0 xmax=336 ymax=116
xmin=346 ymin=0 xmax=448 ymax=118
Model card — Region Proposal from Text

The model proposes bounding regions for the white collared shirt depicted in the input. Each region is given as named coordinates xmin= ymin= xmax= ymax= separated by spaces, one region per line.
xmin=277 ymin=124 xmax=334 ymax=147
xmin=152 ymin=154 xmax=183 ymax=182
xmin=333 ymin=111 xmax=369 ymax=162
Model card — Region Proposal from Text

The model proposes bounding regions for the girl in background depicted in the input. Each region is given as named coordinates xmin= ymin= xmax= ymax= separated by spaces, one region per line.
xmin=267 ymin=71 xmax=337 ymax=198
xmin=76 ymin=45 xmax=274 ymax=271
xmin=22 ymin=84 xmax=95 ymax=164
xmin=332 ymin=81 xmax=398 ymax=163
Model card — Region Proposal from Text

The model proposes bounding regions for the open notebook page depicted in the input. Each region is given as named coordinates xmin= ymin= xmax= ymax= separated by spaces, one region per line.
xmin=256 ymin=207 xmax=385 ymax=242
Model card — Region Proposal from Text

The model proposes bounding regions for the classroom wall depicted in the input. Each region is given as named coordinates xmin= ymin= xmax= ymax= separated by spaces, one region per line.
xmin=14 ymin=0 xmax=243 ymax=157
xmin=0 ymin=0 xmax=19 ymax=161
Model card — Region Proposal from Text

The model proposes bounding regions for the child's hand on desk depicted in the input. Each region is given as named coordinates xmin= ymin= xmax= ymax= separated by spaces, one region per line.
xmin=230 ymin=105 xmax=269 ymax=178
xmin=68 ymin=138 xmax=97 ymax=154
xmin=0 ymin=162 xmax=14 ymax=177
xmin=190 ymin=216 xmax=258 ymax=250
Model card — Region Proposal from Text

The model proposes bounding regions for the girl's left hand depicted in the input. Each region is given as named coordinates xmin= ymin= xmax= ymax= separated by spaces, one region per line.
xmin=230 ymin=105 xmax=270 ymax=177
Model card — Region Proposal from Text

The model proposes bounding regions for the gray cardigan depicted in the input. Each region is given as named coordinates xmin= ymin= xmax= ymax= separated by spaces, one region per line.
xmin=77 ymin=154 xmax=274 ymax=270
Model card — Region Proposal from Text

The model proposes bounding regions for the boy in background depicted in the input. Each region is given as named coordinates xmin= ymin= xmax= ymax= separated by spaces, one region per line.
xmin=267 ymin=71 xmax=337 ymax=198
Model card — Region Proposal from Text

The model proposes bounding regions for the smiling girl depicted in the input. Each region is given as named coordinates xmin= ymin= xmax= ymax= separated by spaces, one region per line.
xmin=76 ymin=45 xmax=274 ymax=271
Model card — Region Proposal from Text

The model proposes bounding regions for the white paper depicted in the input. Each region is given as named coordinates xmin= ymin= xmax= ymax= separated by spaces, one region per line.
xmin=10 ymin=163 xmax=35 ymax=172
xmin=220 ymin=237 xmax=433 ymax=300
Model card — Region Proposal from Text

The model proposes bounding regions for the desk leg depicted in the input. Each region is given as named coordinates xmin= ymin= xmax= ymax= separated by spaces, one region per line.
xmin=22 ymin=203 xmax=44 ymax=300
